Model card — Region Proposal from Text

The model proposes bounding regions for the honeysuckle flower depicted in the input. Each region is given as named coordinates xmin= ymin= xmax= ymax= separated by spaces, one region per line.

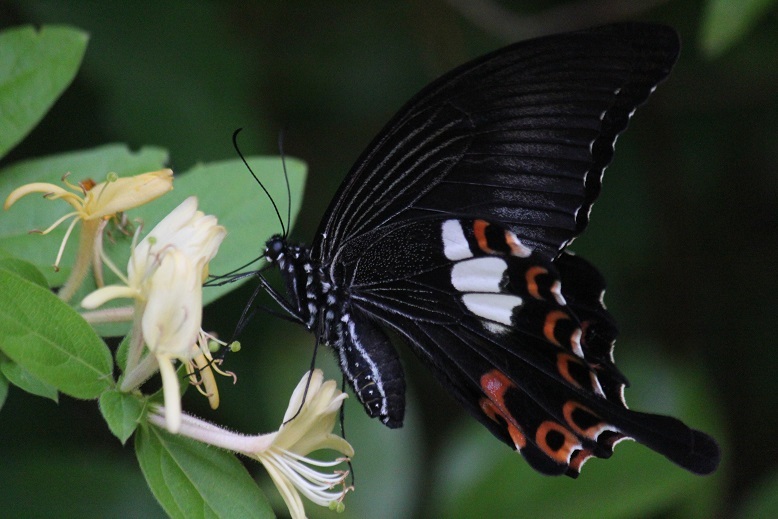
xmin=255 ymin=369 xmax=354 ymax=518
xmin=3 ymin=169 xmax=173 ymax=301
xmin=148 ymin=369 xmax=354 ymax=519
xmin=81 ymin=196 xmax=227 ymax=433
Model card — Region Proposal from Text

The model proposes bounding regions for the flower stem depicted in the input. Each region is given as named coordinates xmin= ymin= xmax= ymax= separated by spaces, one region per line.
xmin=58 ymin=219 xmax=99 ymax=302
xmin=80 ymin=306 xmax=134 ymax=324
xmin=120 ymin=349 xmax=159 ymax=392
xmin=124 ymin=301 xmax=146 ymax=374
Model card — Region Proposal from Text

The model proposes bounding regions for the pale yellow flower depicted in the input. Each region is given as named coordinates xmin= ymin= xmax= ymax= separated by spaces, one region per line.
xmin=3 ymin=169 xmax=173 ymax=301
xmin=150 ymin=369 xmax=354 ymax=519
xmin=3 ymin=169 xmax=174 ymax=221
xmin=254 ymin=369 xmax=354 ymax=518
xmin=82 ymin=196 xmax=227 ymax=433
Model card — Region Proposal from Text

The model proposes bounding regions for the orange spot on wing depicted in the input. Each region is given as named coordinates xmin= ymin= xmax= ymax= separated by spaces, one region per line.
xmin=557 ymin=353 xmax=583 ymax=388
xmin=543 ymin=310 xmax=569 ymax=346
xmin=526 ymin=266 xmax=548 ymax=299
xmin=473 ymin=220 xmax=493 ymax=254
xmin=536 ymin=420 xmax=580 ymax=464
xmin=480 ymin=370 xmax=526 ymax=449
xmin=562 ymin=401 xmax=603 ymax=439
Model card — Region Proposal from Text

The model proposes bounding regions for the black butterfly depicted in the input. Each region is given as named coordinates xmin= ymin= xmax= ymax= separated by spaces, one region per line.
xmin=255 ymin=23 xmax=720 ymax=477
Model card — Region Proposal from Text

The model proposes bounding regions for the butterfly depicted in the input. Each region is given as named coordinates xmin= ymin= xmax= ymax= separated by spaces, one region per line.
xmin=253 ymin=22 xmax=720 ymax=477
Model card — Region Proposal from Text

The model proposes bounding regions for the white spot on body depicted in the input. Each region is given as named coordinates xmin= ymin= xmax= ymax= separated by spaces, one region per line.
xmin=347 ymin=319 xmax=388 ymax=417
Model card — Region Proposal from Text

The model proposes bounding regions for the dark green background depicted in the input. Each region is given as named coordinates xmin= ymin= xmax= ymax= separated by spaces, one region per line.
xmin=1 ymin=1 xmax=776 ymax=518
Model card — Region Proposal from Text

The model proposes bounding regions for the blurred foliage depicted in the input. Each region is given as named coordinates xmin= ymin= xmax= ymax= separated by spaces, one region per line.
xmin=699 ymin=0 xmax=776 ymax=56
xmin=0 ymin=1 xmax=776 ymax=518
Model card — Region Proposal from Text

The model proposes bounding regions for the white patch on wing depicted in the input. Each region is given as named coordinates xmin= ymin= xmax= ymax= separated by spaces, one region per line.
xmin=570 ymin=328 xmax=584 ymax=358
xmin=591 ymin=373 xmax=606 ymax=398
xmin=451 ymin=257 xmax=506 ymax=293
xmin=551 ymin=280 xmax=567 ymax=306
xmin=442 ymin=220 xmax=472 ymax=260
xmin=482 ymin=321 xmax=510 ymax=335
xmin=505 ymin=230 xmax=532 ymax=258
xmin=462 ymin=293 xmax=523 ymax=325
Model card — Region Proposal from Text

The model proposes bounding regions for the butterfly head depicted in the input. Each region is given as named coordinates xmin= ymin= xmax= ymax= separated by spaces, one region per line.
xmin=265 ymin=234 xmax=287 ymax=263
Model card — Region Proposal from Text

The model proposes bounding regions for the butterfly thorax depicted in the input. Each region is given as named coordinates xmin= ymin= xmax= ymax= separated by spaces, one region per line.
xmin=264 ymin=235 xmax=342 ymax=343
xmin=265 ymin=234 xmax=407 ymax=427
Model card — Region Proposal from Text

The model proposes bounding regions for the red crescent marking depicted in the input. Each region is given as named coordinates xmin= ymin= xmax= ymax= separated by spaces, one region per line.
xmin=473 ymin=220 xmax=493 ymax=254
xmin=543 ymin=310 xmax=569 ymax=346
xmin=479 ymin=370 xmax=526 ymax=449
xmin=557 ymin=353 xmax=583 ymax=389
xmin=536 ymin=421 xmax=580 ymax=463
xmin=525 ymin=266 xmax=548 ymax=299
xmin=562 ymin=400 xmax=602 ymax=439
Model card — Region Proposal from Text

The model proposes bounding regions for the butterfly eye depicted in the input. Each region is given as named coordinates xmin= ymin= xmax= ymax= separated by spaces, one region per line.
xmin=265 ymin=236 xmax=285 ymax=260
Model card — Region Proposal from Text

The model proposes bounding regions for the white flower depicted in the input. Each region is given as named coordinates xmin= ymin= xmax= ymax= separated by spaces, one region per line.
xmin=150 ymin=370 xmax=354 ymax=519
xmin=82 ymin=196 xmax=227 ymax=432
xmin=128 ymin=196 xmax=224 ymax=290
xmin=144 ymin=249 xmax=203 ymax=432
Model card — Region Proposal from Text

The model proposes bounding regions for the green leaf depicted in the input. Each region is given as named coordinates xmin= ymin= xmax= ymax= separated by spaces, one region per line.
xmin=0 ymin=359 xmax=58 ymax=402
xmin=0 ymin=257 xmax=48 ymax=288
xmin=700 ymin=0 xmax=776 ymax=57
xmin=0 ymin=25 xmax=88 ymax=160
xmin=115 ymin=333 xmax=131 ymax=373
xmin=135 ymin=424 xmax=274 ymax=519
xmin=0 ymin=144 xmax=169 ymax=288
xmin=100 ymin=389 xmax=145 ymax=444
xmin=0 ymin=369 xmax=7 ymax=410
xmin=0 ymin=266 xmax=113 ymax=399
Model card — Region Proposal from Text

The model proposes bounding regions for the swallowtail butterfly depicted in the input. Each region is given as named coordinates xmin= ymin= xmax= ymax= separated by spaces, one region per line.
xmin=256 ymin=23 xmax=720 ymax=477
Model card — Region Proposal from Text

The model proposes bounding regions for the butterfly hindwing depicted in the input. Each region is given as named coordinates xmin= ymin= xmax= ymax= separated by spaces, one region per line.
xmin=345 ymin=217 xmax=716 ymax=475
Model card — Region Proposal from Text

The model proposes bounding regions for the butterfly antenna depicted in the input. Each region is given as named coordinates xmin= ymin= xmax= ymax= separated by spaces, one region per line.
xmin=233 ymin=128 xmax=286 ymax=237
xmin=277 ymin=129 xmax=293 ymax=240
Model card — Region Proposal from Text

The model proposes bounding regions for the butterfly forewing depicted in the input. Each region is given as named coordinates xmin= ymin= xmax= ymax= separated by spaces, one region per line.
xmin=314 ymin=23 xmax=680 ymax=262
